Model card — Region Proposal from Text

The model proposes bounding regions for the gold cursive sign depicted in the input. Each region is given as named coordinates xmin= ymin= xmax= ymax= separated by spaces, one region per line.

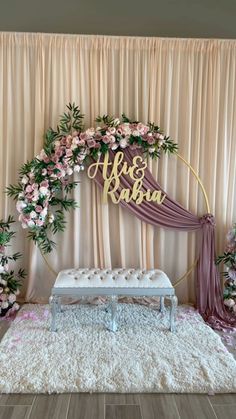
xmin=87 ymin=151 xmax=166 ymax=205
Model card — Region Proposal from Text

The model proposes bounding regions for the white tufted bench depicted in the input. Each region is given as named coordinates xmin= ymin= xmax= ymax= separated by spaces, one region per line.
xmin=49 ymin=268 xmax=178 ymax=333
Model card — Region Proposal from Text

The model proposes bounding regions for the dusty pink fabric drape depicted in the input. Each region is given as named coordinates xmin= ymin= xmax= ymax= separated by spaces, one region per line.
xmin=93 ymin=149 xmax=236 ymax=329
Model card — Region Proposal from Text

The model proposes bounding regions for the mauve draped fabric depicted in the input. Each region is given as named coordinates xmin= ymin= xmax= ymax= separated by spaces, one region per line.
xmin=93 ymin=149 xmax=236 ymax=329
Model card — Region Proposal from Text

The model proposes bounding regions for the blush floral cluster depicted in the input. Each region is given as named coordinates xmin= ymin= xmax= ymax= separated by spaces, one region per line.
xmin=7 ymin=104 xmax=178 ymax=253
xmin=0 ymin=216 xmax=26 ymax=317
xmin=216 ymin=223 xmax=236 ymax=312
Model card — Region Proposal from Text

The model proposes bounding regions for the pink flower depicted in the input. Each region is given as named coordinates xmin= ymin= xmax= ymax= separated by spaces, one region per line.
xmin=0 ymin=245 xmax=5 ymax=254
xmin=107 ymin=127 xmax=116 ymax=135
xmin=66 ymin=137 xmax=72 ymax=147
xmin=87 ymin=139 xmax=96 ymax=148
xmin=40 ymin=180 xmax=49 ymax=188
xmin=137 ymin=123 xmax=149 ymax=135
xmin=31 ymin=183 xmax=38 ymax=190
xmin=102 ymin=135 xmax=111 ymax=144
xmin=61 ymin=137 xmax=67 ymax=145
xmin=147 ymin=137 xmax=155 ymax=145
xmin=36 ymin=219 xmax=44 ymax=227
xmin=25 ymin=185 xmax=33 ymax=193
xmin=35 ymin=205 xmax=43 ymax=213
xmin=77 ymin=139 xmax=85 ymax=146
xmin=80 ymin=132 xmax=88 ymax=141
xmin=66 ymin=149 xmax=73 ymax=157
xmin=55 ymin=150 xmax=63 ymax=158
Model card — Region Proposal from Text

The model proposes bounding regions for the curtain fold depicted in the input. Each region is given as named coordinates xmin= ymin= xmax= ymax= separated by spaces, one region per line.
xmin=0 ymin=33 xmax=236 ymax=305
xmin=93 ymin=149 xmax=236 ymax=328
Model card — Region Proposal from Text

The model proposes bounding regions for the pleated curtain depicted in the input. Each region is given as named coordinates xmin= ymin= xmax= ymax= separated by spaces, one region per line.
xmin=0 ymin=32 xmax=236 ymax=303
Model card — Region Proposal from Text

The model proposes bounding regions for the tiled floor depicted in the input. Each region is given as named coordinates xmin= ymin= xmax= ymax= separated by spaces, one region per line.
xmin=0 ymin=317 xmax=236 ymax=419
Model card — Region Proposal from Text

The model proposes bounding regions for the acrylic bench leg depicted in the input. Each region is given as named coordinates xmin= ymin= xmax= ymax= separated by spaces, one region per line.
xmin=49 ymin=295 xmax=59 ymax=332
xmin=170 ymin=295 xmax=178 ymax=332
xmin=160 ymin=296 xmax=165 ymax=313
xmin=109 ymin=296 xmax=118 ymax=332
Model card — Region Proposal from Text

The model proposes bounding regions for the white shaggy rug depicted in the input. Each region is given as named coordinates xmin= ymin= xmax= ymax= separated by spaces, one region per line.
xmin=0 ymin=303 xmax=236 ymax=394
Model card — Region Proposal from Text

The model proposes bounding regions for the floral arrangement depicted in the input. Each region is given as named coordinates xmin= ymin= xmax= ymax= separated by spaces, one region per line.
xmin=0 ymin=216 xmax=26 ymax=316
xmin=7 ymin=104 xmax=178 ymax=253
xmin=216 ymin=223 xmax=236 ymax=312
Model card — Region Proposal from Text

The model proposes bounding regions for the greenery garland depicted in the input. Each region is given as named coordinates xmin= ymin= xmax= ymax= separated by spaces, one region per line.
xmin=7 ymin=104 xmax=178 ymax=254
xmin=216 ymin=223 xmax=236 ymax=312
xmin=0 ymin=216 xmax=26 ymax=316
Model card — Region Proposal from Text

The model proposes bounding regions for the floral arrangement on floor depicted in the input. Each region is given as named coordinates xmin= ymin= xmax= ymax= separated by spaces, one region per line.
xmin=216 ymin=223 xmax=236 ymax=312
xmin=0 ymin=216 xmax=26 ymax=316
xmin=7 ymin=104 xmax=178 ymax=253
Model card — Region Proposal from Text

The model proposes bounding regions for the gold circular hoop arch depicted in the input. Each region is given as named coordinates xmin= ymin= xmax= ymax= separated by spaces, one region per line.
xmin=40 ymin=152 xmax=210 ymax=287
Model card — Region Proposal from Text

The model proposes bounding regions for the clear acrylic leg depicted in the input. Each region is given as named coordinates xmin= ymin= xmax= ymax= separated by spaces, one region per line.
xmin=160 ymin=296 xmax=165 ymax=313
xmin=108 ymin=295 xmax=118 ymax=332
xmin=49 ymin=295 xmax=59 ymax=332
xmin=170 ymin=295 xmax=178 ymax=332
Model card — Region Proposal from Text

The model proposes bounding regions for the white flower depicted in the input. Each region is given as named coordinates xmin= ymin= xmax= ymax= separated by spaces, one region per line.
xmin=132 ymin=130 xmax=139 ymax=137
xmin=1 ymin=301 xmax=9 ymax=309
xmin=119 ymin=138 xmax=128 ymax=148
xmin=0 ymin=265 xmax=5 ymax=274
xmin=27 ymin=220 xmax=35 ymax=228
xmin=111 ymin=143 xmax=119 ymax=151
xmin=48 ymin=214 xmax=55 ymax=224
xmin=40 ymin=207 xmax=48 ymax=219
xmin=54 ymin=140 xmax=61 ymax=148
xmin=74 ymin=165 xmax=81 ymax=173
xmin=121 ymin=124 xmax=131 ymax=136
xmin=30 ymin=211 xmax=37 ymax=219
xmin=4 ymin=287 xmax=10 ymax=293
xmin=16 ymin=200 xmax=27 ymax=212
xmin=66 ymin=167 xmax=73 ymax=176
xmin=224 ymin=298 xmax=235 ymax=308
xmin=39 ymin=186 xmax=49 ymax=196
xmin=86 ymin=128 xmax=95 ymax=137
xmin=108 ymin=127 xmax=116 ymax=135
xmin=21 ymin=175 xmax=29 ymax=185
xmin=32 ymin=191 xmax=39 ymax=202
xmin=96 ymin=126 xmax=102 ymax=132
xmin=113 ymin=118 xmax=120 ymax=126
xmin=8 ymin=294 xmax=16 ymax=303
xmin=0 ymin=287 xmax=3 ymax=293
xmin=71 ymin=144 xmax=77 ymax=151
xmin=0 ymin=279 xmax=7 ymax=286
xmin=149 ymin=147 xmax=155 ymax=153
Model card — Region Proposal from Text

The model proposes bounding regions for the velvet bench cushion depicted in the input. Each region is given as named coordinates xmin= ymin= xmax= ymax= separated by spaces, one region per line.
xmin=49 ymin=268 xmax=178 ymax=332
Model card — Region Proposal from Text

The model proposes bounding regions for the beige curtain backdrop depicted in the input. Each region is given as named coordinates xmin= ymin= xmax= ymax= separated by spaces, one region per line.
xmin=0 ymin=33 xmax=236 ymax=304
